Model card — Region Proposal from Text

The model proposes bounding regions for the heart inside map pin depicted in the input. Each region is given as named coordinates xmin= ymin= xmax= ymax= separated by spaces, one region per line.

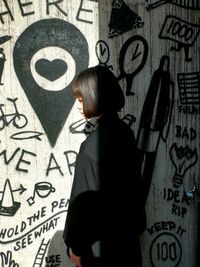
xmin=13 ymin=19 xmax=89 ymax=147
xmin=35 ymin=59 xmax=68 ymax=82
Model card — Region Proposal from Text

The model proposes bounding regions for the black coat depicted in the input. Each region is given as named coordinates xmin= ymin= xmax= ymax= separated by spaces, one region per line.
xmin=63 ymin=114 xmax=146 ymax=266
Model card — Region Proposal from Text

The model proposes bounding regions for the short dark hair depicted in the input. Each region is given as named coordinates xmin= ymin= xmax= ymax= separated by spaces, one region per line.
xmin=73 ymin=65 xmax=125 ymax=118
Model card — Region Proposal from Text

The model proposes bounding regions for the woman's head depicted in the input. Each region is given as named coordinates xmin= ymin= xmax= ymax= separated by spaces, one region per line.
xmin=73 ymin=65 xmax=125 ymax=118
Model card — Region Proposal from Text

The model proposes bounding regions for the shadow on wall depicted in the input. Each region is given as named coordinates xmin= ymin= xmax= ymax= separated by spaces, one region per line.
xmin=46 ymin=231 xmax=73 ymax=267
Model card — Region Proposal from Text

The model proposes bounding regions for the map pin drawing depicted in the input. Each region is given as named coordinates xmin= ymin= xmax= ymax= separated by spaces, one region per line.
xmin=13 ymin=19 xmax=89 ymax=147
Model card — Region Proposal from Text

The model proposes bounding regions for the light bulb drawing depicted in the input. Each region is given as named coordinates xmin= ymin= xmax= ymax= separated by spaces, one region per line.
xmin=170 ymin=143 xmax=198 ymax=188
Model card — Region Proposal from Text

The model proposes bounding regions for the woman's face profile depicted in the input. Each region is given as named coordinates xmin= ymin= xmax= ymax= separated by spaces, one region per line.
xmin=76 ymin=97 xmax=84 ymax=117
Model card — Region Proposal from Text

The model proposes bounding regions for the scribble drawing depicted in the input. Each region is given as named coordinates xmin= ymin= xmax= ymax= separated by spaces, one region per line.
xmin=109 ymin=0 xmax=144 ymax=37
xmin=177 ymin=72 xmax=200 ymax=104
xmin=146 ymin=0 xmax=200 ymax=11
xmin=0 ymin=97 xmax=28 ymax=130
xmin=33 ymin=239 xmax=50 ymax=267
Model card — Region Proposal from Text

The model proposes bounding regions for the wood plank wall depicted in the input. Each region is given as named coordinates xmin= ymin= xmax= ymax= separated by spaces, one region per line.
xmin=0 ymin=1 xmax=199 ymax=266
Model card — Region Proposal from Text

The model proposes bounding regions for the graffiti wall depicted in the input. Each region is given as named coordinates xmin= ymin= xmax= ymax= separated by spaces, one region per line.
xmin=0 ymin=0 xmax=199 ymax=266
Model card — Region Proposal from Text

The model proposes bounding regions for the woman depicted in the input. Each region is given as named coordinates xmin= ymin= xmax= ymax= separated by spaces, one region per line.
xmin=63 ymin=65 xmax=146 ymax=267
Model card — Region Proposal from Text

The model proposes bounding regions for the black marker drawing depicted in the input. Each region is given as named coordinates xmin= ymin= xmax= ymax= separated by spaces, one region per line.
xmin=170 ymin=143 xmax=198 ymax=188
xmin=177 ymin=72 xmax=200 ymax=105
xmin=64 ymin=150 xmax=78 ymax=176
xmin=175 ymin=125 xmax=197 ymax=141
xmin=159 ymin=15 xmax=200 ymax=62
xmin=27 ymin=182 xmax=56 ymax=206
xmin=0 ymin=47 xmax=6 ymax=85
xmin=0 ymin=209 xmax=67 ymax=247
xmin=76 ymin=0 xmax=93 ymax=24
xmin=118 ymin=35 xmax=148 ymax=95
xmin=13 ymin=18 xmax=89 ymax=147
xmin=0 ymin=35 xmax=12 ymax=85
xmin=0 ymin=97 xmax=28 ymax=130
xmin=46 ymin=153 xmax=64 ymax=177
xmin=11 ymin=131 xmax=44 ymax=141
xmin=0 ymin=251 xmax=19 ymax=267
xmin=178 ymin=104 xmax=200 ymax=114
xmin=0 ymin=35 xmax=12 ymax=45
xmin=163 ymin=187 xmax=190 ymax=218
xmin=69 ymin=118 xmax=97 ymax=135
xmin=0 ymin=147 xmax=36 ymax=174
xmin=0 ymin=179 xmax=22 ymax=216
xmin=138 ymin=56 xmax=172 ymax=151
xmin=147 ymin=221 xmax=186 ymax=236
xmin=84 ymin=118 xmax=98 ymax=134
xmin=95 ymin=40 xmax=113 ymax=70
xmin=69 ymin=119 xmax=87 ymax=134
xmin=121 ymin=114 xmax=136 ymax=126
xmin=46 ymin=0 xmax=67 ymax=17
xmin=150 ymin=232 xmax=182 ymax=267
xmin=33 ymin=239 xmax=50 ymax=267
xmin=109 ymin=0 xmax=144 ymax=38
xmin=146 ymin=0 xmax=200 ymax=11
xmin=0 ymin=180 xmax=26 ymax=195
xmin=137 ymin=56 xmax=173 ymax=202
xmin=45 ymin=254 xmax=61 ymax=266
